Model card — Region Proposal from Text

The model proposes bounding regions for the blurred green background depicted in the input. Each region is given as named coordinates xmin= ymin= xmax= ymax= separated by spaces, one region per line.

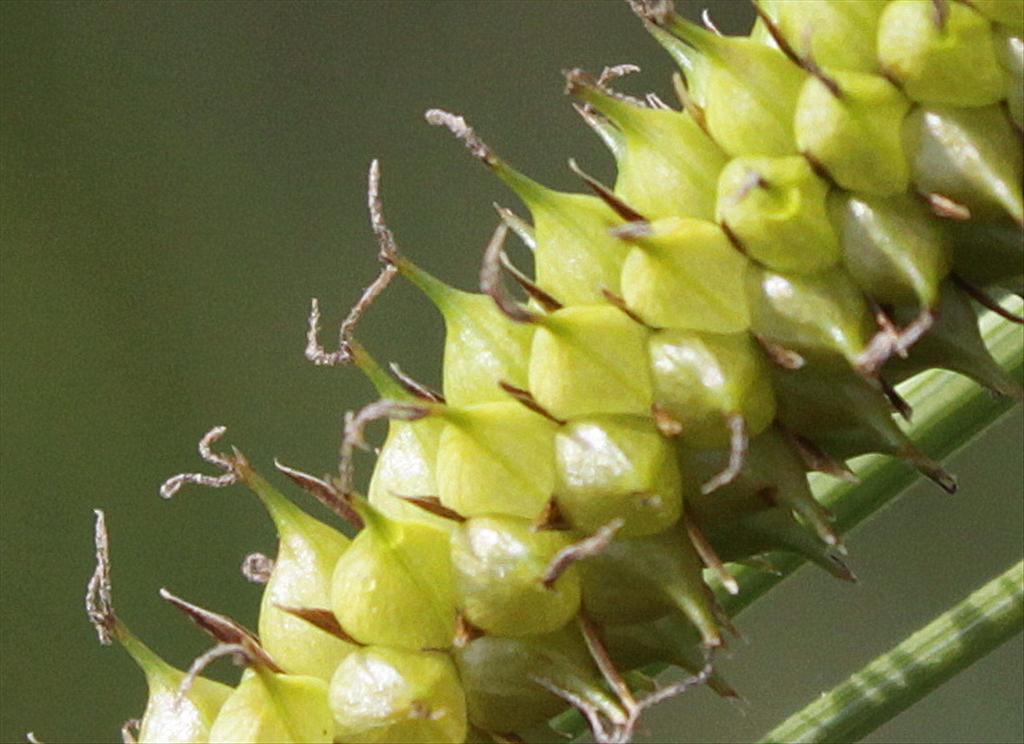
xmin=1 ymin=1 xmax=1021 ymax=742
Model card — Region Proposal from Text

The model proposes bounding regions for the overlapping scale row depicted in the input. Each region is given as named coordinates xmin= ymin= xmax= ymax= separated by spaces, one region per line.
xmin=84 ymin=1 xmax=1023 ymax=742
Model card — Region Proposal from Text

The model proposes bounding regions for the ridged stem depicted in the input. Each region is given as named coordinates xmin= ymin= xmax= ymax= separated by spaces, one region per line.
xmin=758 ymin=560 xmax=1024 ymax=744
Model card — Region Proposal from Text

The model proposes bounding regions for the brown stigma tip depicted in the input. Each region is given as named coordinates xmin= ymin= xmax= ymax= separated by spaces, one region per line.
xmin=425 ymin=108 xmax=495 ymax=165
xmin=85 ymin=509 xmax=116 ymax=645
xmin=159 ymin=426 xmax=239 ymax=499
xmin=626 ymin=0 xmax=676 ymax=28
xmin=241 ymin=552 xmax=274 ymax=584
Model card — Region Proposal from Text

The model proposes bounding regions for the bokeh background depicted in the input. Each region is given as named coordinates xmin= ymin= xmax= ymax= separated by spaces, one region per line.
xmin=1 ymin=1 xmax=1021 ymax=742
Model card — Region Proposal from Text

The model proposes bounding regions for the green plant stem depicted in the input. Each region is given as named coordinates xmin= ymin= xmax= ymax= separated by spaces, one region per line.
xmin=759 ymin=560 xmax=1024 ymax=744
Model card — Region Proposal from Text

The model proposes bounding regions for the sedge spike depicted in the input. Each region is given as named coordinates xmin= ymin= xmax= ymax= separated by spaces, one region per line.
xmin=70 ymin=1 xmax=1023 ymax=743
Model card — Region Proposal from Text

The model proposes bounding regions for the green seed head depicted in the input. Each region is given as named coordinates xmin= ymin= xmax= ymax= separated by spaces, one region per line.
xmin=832 ymin=190 xmax=951 ymax=309
xmin=395 ymin=258 xmax=533 ymax=407
xmin=368 ymin=413 xmax=448 ymax=526
xmin=996 ymin=28 xmax=1024 ymax=130
xmin=746 ymin=265 xmax=875 ymax=369
xmin=770 ymin=0 xmax=885 ymax=73
xmin=236 ymin=467 xmax=355 ymax=682
xmin=453 ymin=627 xmax=624 ymax=734
xmin=657 ymin=13 xmax=806 ymax=156
xmin=568 ymin=72 xmax=726 ymax=220
xmin=904 ymin=105 xmax=1024 ymax=224
xmin=577 ymin=525 xmax=724 ymax=647
xmin=123 ymin=633 xmax=232 ymax=744
xmin=886 ymin=281 xmax=1023 ymax=399
xmin=970 ymin=0 xmax=1024 ymax=33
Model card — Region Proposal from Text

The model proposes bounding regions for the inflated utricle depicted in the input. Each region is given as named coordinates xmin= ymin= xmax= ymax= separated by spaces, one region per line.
xmin=88 ymin=1 xmax=1023 ymax=742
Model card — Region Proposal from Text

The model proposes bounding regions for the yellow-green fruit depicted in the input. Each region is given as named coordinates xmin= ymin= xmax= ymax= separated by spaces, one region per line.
xmin=904 ymin=105 xmax=1024 ymax=224
xmin=577 ymin=524 xmax=723 ymax=646
xmin=529 ymin=305 xmax=653 ymax=418
xmin=665 ymin=16 xmax=806 ymax=156
xmin=329 ymin=647 xmax=467 ymax=744
xmin=716 ymin=156 xmax=840 ymax=273
xmin=435 ymin=401 xmax=557 ymax=519
xmin=573 ymin=81 xmax=726 ymax=220
xmin=442 ymin=292 xmax=534 ymax=406
xmin=515 ymin=182 xmax=631 ymax=306
xmin=619 ymin=217 xmax=750 ymax=333
xmin=795 ymin=70 xmax=911 ymax=196
xmin=399 ymin=259 xmax=533 ymax=407
xmin=554 ymin=415 xmax=683 ymax=538
xmin=831 ymin=191 xmax=951 ymax=309
xmin=771 ymin=0 xmax=885 ymax=73
xmin=453 ymin=628 xmax=625 ymax=734
xmin=878 ymin=0 xmax=1004 ymax=107
xmin=649 ymin=330 xmax=776 ymax=448
xmin=120 ymin=631 xmax=231 ymax=744
xmin=450 ymin=516 xmax=580 ymax=636
xmin=209 ymin=670 xmax=333 ymax=744
xmin=368 ymin=414 xmax=449 ymax=527
xmin=243 ymin=472 xmax=355 ymax=681
xmin=330 ymin=510 xmax=456 ymax=649
xmin=746 ymin=265 xmax=876 ymax=368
